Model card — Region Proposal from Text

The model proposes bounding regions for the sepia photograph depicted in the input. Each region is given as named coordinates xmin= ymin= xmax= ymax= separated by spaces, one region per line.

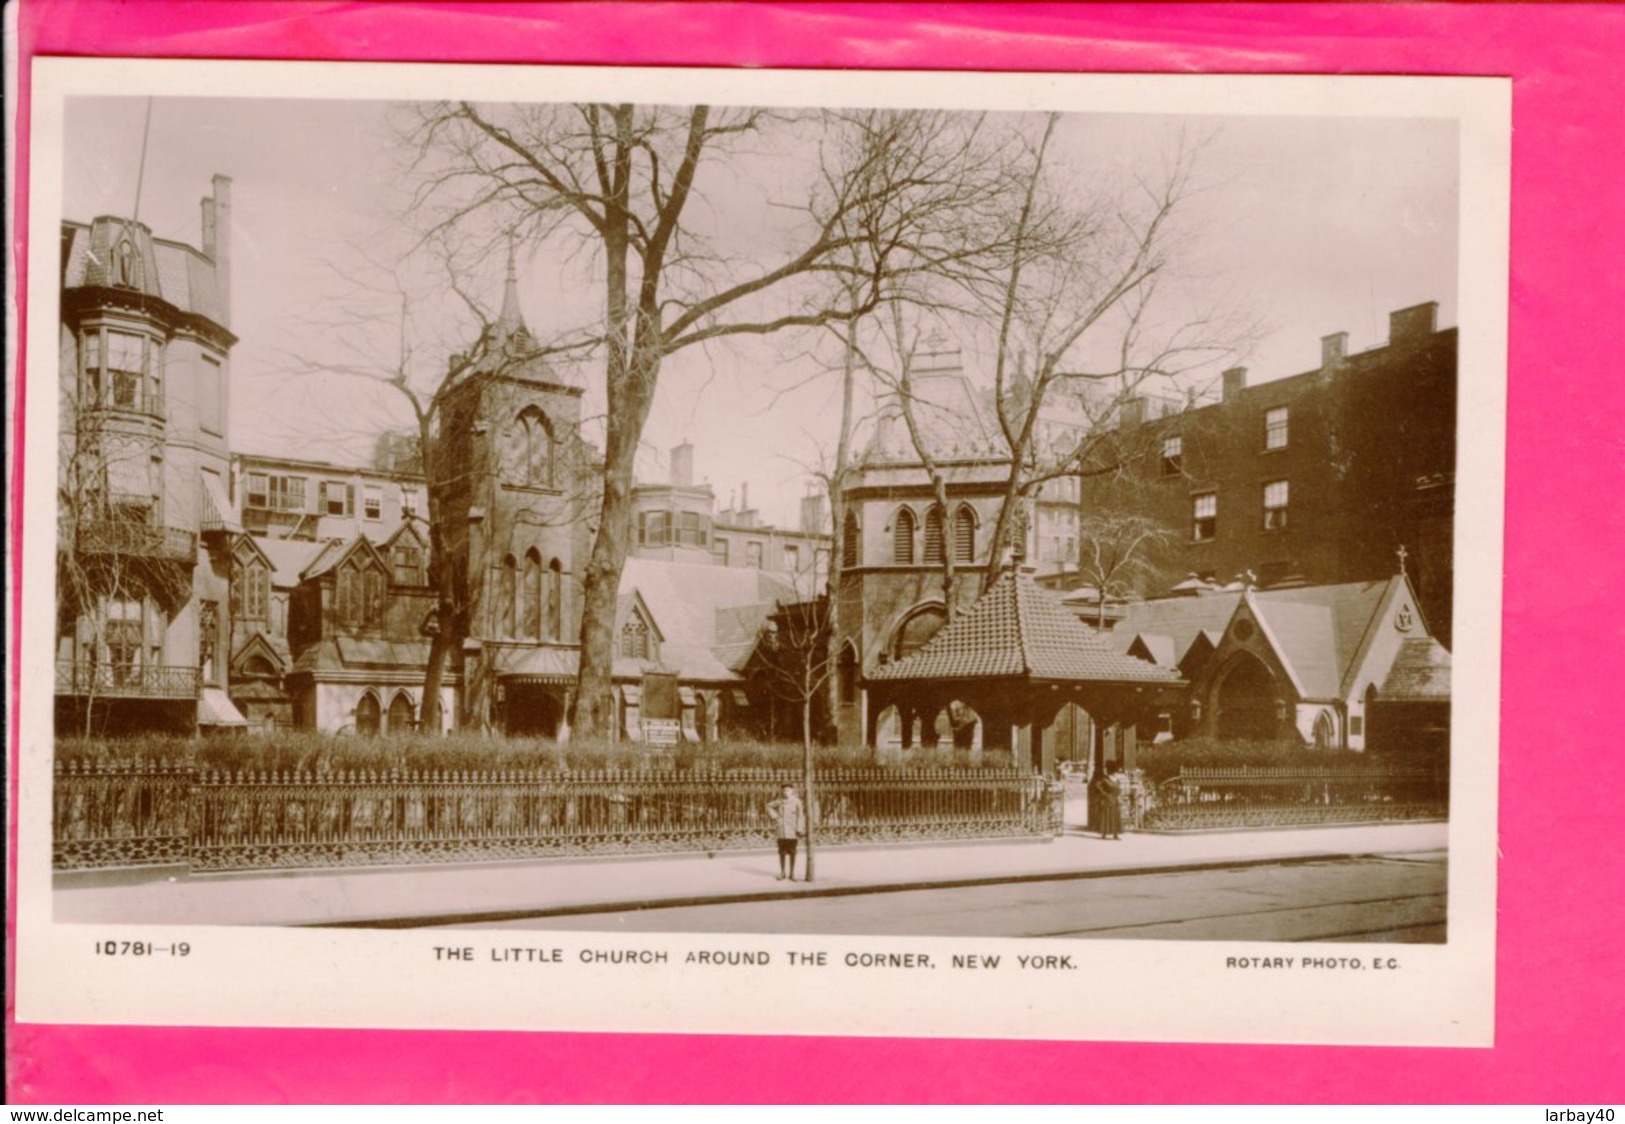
xmin=13 ymin=58 xmax=1507 ymax=1046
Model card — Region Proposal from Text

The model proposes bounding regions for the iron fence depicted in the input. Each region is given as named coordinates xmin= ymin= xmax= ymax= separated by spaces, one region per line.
xmin=53 ymin=763 xmax=1061 ymax=871
xmin=1140 ymin=765 xmax=1447 ymax=831
xmin=53 ymin=760 xmax=194 ymax=869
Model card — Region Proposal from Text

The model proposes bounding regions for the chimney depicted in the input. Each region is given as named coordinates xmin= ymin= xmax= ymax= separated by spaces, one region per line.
xmin=736 ymin=482 xmax=756 ymax=527
xmin=205 ymin=174 xmax=232 ymax=328
xmin=1389 ymin=302 xmax=1438 ymax=345
xmin=1118 ymin=396 xmax=1145 ymax=431
xmin=1321 ymin=331 xmax=1348 ymax=369
xmin=670 ymin=442 xmax=694 ymax=488
xmin=1222 ymin=366 xmax=1248 ymax=401
xmin=800 ymin=489 xmax=826 ymax=535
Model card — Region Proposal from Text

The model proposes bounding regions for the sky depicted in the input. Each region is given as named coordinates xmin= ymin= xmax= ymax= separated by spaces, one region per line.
xmin=60 ymin=95 xmax=1457 ymax=530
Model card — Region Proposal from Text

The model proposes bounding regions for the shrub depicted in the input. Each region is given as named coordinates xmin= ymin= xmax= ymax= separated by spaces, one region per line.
xmin=1135 ymin=736 xmax=1361 ymax=784
xmin=52 ymin=731 xmax=1007 ymax=774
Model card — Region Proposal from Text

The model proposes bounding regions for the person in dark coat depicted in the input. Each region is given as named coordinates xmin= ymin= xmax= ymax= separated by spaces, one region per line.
xmin=1090 ymin=771 xmax=1123 ymax=840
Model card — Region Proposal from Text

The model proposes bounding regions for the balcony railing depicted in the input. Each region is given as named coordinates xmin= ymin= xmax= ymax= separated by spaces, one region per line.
xmin=55 ymin=661 xmax=201 ymax=700
xmin=83 ymin=388 xmax=166 ymax=423
xmin=75 ymin=520 xmax=197 ymax=562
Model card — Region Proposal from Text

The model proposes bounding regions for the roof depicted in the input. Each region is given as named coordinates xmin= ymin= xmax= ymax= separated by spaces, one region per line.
xmin=863 ymin=373 xmax=1002 ymax=463
xmin=870 ymin=569 xmax=1181 ymax=685
xmin=1113 ymin=593 xmax=1243 ymax=665
xmin=1382 ymin=638 xmax=1453 ymax=702
xmin=253 ymin=536 xmax=328 ymax=588
xmin=496 ymin=646 xmax=679 ymax=685
xmin=619 ymin=557 xmax=793 ymax=682
xmin=1252 ymin=579 xmax=1393 ymax=696
xmin=1248 ymin=598 xmax=1341 ymax=699
xmin=1125 ymin=633 xmax=1178 ymax=668
xmin=62 ymin=218 xmax=226 ymax=326
xmin=291 ymin=637 xmax=432 ymax=675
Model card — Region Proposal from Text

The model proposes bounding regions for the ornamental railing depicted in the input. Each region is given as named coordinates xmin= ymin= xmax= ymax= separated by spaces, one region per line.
xmin=54 ymin=760 xmax=194 ymax=870
xmin=75 ymin=520 xmax=197 ymax=562
xmin=54 ymin=661 xmax=201 ymax=700
xmin=1139 ymin=765 xmax=1447 ymax=832
xmin=52 ymin=764 xmax=1062 ymax=872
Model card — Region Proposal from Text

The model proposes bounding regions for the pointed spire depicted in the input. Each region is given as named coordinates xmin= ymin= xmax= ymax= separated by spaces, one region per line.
xmin=495 ymin=236 xmax=527 ymax=341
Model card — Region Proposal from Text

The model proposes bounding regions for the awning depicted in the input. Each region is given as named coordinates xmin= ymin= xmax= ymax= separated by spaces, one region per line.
xmin=201 ymin=471 xmax=242 ymax=532
xmin=499 ymin=646 xmax=579 ymax=685
xmin=678 ymin=686 xmax=697 ymax=707
xmin=729 ymin=689 xmax=751 ymax=708
xmin=619 ymin=685 xmax=642 ymax=705
xmin=199 ymin=685 xmax=248 ymax=727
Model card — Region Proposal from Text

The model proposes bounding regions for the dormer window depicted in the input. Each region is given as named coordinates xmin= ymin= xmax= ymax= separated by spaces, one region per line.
xmin=620 ymin=615 xmax=651 ymax=661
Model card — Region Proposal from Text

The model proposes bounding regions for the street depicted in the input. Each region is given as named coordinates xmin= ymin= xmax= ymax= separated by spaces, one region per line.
xmin=440 ymin=851 xmax=1447 ymax=942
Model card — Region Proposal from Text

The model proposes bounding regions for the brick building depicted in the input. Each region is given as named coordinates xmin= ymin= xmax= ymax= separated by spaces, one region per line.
xmin=1079 ymin=303 xmax=1457 ymax=645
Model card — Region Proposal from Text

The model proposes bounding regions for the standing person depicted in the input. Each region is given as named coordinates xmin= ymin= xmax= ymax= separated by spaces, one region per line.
xmin=766 ymin=783 xmax=806 ymax=881
xmin=1090 ymin=770 xmax=1123 ymax=840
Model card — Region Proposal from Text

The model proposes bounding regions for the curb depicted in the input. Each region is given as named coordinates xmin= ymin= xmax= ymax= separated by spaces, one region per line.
xmin=309 ymin=848 xmax=1434 ymax=930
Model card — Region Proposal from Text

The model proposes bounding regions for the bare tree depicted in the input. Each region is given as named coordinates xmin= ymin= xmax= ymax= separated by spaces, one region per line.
xmin=970 ymin=117 xmax=1253 ymax=590
xmin=752 ymin=591 xmax=834 ymax=881
xmin=1073 ymin=513 xmax=1179 ymax=628
xmin=403 ymin=103 xmax=1023 ymax=739
xmin=57 ymin=394 xmax=194 ymax=736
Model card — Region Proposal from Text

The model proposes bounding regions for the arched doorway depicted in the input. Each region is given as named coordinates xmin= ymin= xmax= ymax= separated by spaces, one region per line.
xmin=506 ymin=683 xmax=564 ymax=738
xmin=355 ymin=692 xmax=381 ymax=737
xmin=1215 ymin=655 xmax=1278 ymax=739
xmin=387 ymin=692 xmax=416 ymax=736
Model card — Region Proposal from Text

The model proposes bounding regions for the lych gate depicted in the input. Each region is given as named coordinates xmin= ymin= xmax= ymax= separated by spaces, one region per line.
xmin=865 ymin=568 xmax=1184 ymax=777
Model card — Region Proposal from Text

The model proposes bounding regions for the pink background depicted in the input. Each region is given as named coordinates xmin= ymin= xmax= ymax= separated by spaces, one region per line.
xmin=8 ymin=1 xmax=1623 ymax=1104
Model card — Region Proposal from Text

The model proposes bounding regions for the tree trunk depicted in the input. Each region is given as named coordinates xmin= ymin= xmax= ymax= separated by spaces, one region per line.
xmin=803 ymin=690 xmax=816 ymax=882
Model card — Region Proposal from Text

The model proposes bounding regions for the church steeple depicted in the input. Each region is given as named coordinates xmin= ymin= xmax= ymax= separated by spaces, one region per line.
xmin=495 ymin=238 xmax=527 ymax=343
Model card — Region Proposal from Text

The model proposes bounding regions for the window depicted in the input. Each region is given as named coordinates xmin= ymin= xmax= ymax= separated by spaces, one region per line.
xmin=234 ymin=561 xmax=269 ymax=620
xmin=546 ymin=558 xmax=563 ymax=640
xmin=893 ymin=508 xmax=916 ymax=565
xmin=1161 ymin=434 xmax=1183 ymax=476
xmin=321 ymin=480 xmax=352 ymax=517
xmin=400 ymin=486 xmax=419 ymax=517
xmin=516 ymin=408 xmax=554 ymax=488
xmin=363 ymin=570 xmax=385 ymax=626
xmin=621 ymin=616 xmax=650 ymax=660
xmin=1264 ymin=407 xmax=1289 ymax=451
xmin=745 ymin=541 xmax=764 ymax=570
xmin=198 ymin=357 xmax=224 ymax=435
xmin=363 ymin=485 xmax=383 ymax=521
xmin=923 ymin=506 xmax=946 ymax=566
xmin=640 ymin=511 xmax=670 ymax=546
xmin=336 ymin=567 xmax=359 ymax=625
xmin=85 ymin=330 xmax=159 ymax=415
xmin=249 ymin=474 xmax=307 ymax=512
xmin=105 ymin=598 xmax=144 ymax=683
xmin=1193 ymin=493 xmax=1217 ymax=542
xmin=520 ymin=551 xmax=542 ymax=640
xmin=392 ymin=544 xmax=425 ymax=585
xmin=712 ymin=536 xmax=730 ymax=566
xmin=842 ymin=510 xmax=861 ymax=568
xmin=1263 ymin=480 xmax=1289 ymax=531
xmin=499 ymin=555 xmax=517 ymax=636
xmin=954 ymin=505 xmax=976 ymax=563
xmin=679 ymin=511 xmax=706 ymax=547
xmin=783 ymin=544 xmax=801 ymax=572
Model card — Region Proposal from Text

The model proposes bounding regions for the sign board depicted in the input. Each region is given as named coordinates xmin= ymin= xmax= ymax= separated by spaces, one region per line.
xmin=641 ymin=672 xmax=680 ymax=720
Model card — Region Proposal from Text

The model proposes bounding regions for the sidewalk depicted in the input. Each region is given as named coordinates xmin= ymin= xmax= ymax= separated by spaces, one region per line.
xmin=54 ymin=790 xmax=1448 ymax=927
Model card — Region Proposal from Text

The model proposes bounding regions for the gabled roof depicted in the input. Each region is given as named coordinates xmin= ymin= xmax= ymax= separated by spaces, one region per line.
xmin=1125 ymin=633 xmax=1178 ymax=668
xmin=1113 ymin=593 xmax=1244 ymax=665
xmin=253 ymin=537 xmax=328 ymax=588
xmin=230 ymin=629 xmax=291 ymax=674
xmin=1247 ymin=596 xmax=1341 ymax=699
xmin=300 ymin=535 xmax=387 ymax=581
xmin=870 ymin=569 xmax=1181 ymax=685
xmin=1252 ymin=578 xmax=1395 ymax=697
xmin=1382 ymin=638 xmax=1452 ymax=702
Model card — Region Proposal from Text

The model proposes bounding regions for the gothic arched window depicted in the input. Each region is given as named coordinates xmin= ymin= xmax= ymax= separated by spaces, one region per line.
xmin=954 ymin=504 xmax=977 ymax=563
xmin=516 ymin=408 xmax=555 ymax=488
xmin=499 ymin=554 xmax=517 ymax=637
xmin=923 ymin=505 xmax=946 ymax=566
xmin=893 ymin=508 xmax=916 ymax=565
xmin=519 ymin=549 xmax=542 ymax=641
xmin=620 ymin=616 xmax=650 ymax=661
xmin=546 ymin=557 xmax=563 ymax=640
